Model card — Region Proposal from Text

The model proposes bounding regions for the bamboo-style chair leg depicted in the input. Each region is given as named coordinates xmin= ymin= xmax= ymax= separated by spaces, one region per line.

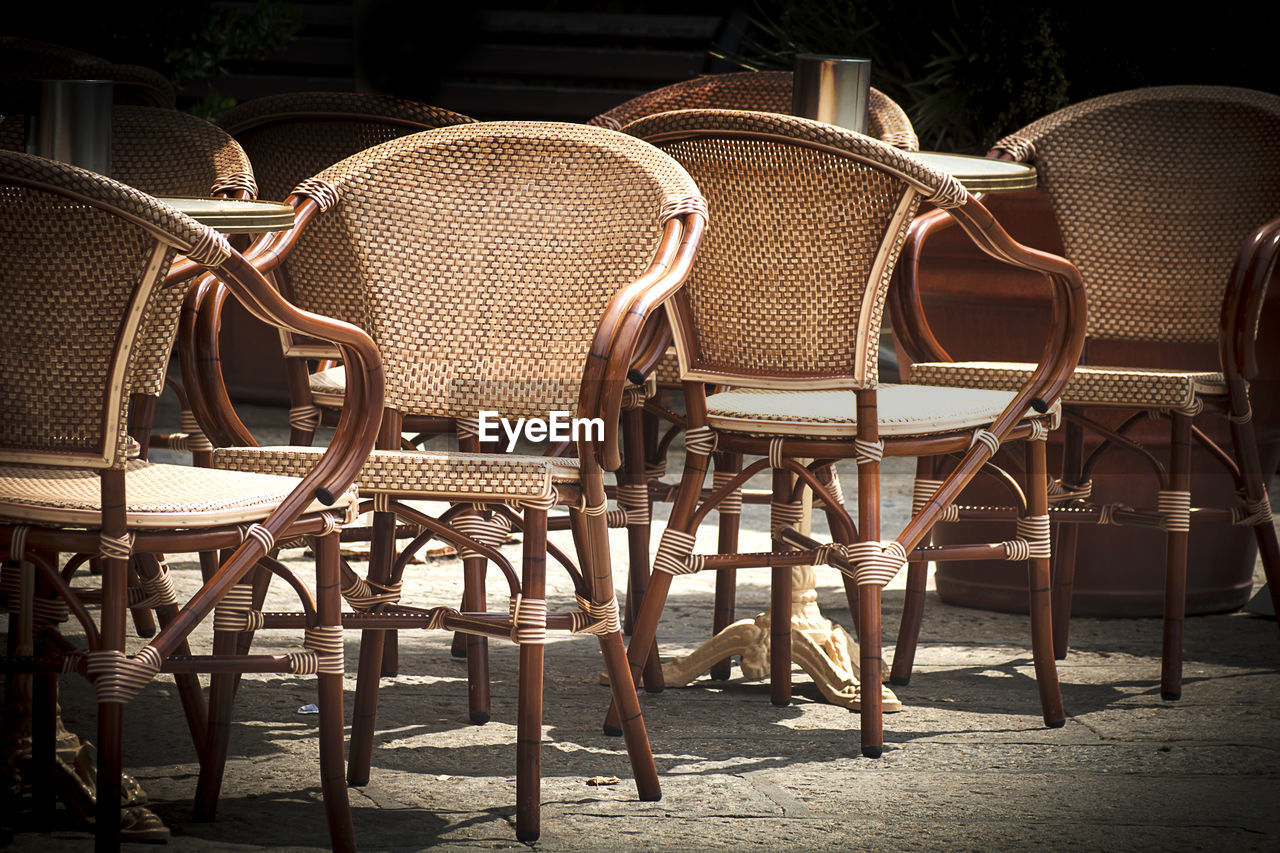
xmin=769 ymin=468 xmax=795 ymax=707
xmin=578 ymin=506 xmax=661 ymax=802
xmin=348 ymin=507 xmax=398 ymax=786
xmin=621 ymin=406 xmax=663 ymax=691
xmin=125 ymin=559 xmax=156 ymax=638
xmin=1026 ymin=439 xmax=1066 ymax=727
xmin=284 ymin=359 xmax=321 ymax=446
xmin=1227 ymin=400 xmax=1280 ymax=622
xmin=1161 ymin=413 xmax=1193 ymax=700
xmin=515 ymin=506 xmax=548 ymax=842
xmin=133 ymin=554 xmax=207 ymax=755
xmin=193 ymin=574 xmax=258 ymax=820
xmin=1051 ymin=418 xmax=1086 ymax=659
xmin=603 ymin=438 xmax=709 ymax=734
xmin=96 ymin=477 xmax=128 ymax=850
xmin=462 ymin=552 xmax=491 ymax=724
xmin=857 ymin=583 xmax=884 ymax=759
xmin=891 ymin=456 xmax=936 ymax=687
xmin=314 ymin=531 xmax=355 ymax=853
xmin=710 ymin=451 xmax=742 ymax=681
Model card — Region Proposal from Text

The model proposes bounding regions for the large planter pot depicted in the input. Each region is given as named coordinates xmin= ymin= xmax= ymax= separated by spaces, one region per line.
xmin=902 ymin=191 xmax=1280 ymax=616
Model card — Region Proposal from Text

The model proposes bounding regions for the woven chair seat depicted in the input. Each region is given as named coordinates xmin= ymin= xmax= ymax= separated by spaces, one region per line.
xmin=705 ymin=385 xmax=1055 ymax=438
xmin=0 ymin=460 xmax=357 ymax=529
xmin=309 ymin=365 xmax=347 ymax=407
xmin=215 ymin=446 xmax=581 ymax=502
xmin=909 ymin=361 xmax=1226 ymax=411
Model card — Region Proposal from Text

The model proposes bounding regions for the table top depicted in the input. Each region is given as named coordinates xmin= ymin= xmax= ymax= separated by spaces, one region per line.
xmin=157 ymin=196 xmax=295 ymax=234
xmin=912 ymin=152 xmax=1037 ymax=193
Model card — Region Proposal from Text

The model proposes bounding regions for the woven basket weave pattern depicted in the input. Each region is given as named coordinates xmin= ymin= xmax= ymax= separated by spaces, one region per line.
xmin=0 ymin=151 xmax=224 ymax=468
xmin=626 ymin=110 xmax=933 ymax=388
xmin=302 ymin=122 xmax=700 ymax=419
xmin=591 ymin=71 xmax=919 ymax=152
xmin=221 ymin=94 xmax=475 ymax=330
xmin=993 ymin=86 xmax=1280 ymax=344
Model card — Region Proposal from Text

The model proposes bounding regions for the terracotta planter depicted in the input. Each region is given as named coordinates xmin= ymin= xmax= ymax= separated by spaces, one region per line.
xmin=902 ymin=191 xmax=1280 ymax=616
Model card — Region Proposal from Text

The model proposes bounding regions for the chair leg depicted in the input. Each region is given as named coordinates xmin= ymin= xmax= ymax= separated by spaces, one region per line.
xmin=314 ymin=532 xmax=355 ymax=853
xmin=891 ymin=456 xmax=935 ymax=686
xmin=348 ymin=508 xmax=398 ymax=787
xmin=1051 ymin=418 xmax=1086 ymax=659
xmin=1026 ymin=439 xmax=1066 ymax=727
xmin=769 ymin=468 xmax=794 ymax=707
xmin=515 ymin=507 xmax=547 ymax=842
xmin=857 ymin=583 xmax=884 ymax=758
xmin=1161 ymin=413 xmax=1193 ymax=701
xmin=95 ymin=541 xmax=128 ymax=851
xmin=711 ymin=451 xmax=742 ymax=681
xmin=134 ymin=554 xmax=207 ymax=756
xmin=621 ymin=406 xmax=663 ymax=691
xmin=1226 ymin=399 xmax=1280 ymax=622
xmin=125 ymin=559 xmax=156 ymax=638
xmin=462 ymin=552 xmax=491 ymax=725
xmin=194 ymin=573 xmax=257 ymax=820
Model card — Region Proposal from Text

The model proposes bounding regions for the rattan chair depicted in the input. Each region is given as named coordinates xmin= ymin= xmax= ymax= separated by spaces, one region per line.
xmin=0 ymin=150 xmax=382 ymax=850
xmin=207 ymin=121 xmax=705 ymax=840
xmin=211 ymin=92 xmax=476 ymax=447
xmin=590 ymin=71 xmax=921 ymax=671
xmin=609 ymin=109 xmax=1084 ymax=758
xmin=896 ymin=86 xmax=1280 ymax=701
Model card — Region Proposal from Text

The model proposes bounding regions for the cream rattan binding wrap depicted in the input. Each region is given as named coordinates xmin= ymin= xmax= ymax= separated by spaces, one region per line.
xmin=0 ymin=151 xmax=230 ymax=469
xmin=290 ymin=121 xmax=702 ymax=420
xmin=990 ymin=86 xmax=1280 ymax=344
xmin=622 ymin=109 xmax=962 ymax=390
xmin=590 ymin=71 xmax=919 ymax=152
xmin=220 ymin=93 xmax=476 ymax=339
xmin=1 ymin=107 xmax=256 ymax=400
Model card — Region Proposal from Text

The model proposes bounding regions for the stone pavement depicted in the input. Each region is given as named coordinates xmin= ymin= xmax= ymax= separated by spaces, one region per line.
xmin=3 ymin=405 xmax=1278 ymax=851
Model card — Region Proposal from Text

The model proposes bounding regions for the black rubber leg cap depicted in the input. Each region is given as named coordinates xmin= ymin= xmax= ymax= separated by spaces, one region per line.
xmin=450 ymin=647 xmax=467 ymax=659
xmin=469 ymin=711 xmax=490 ymax=725
xmin=888 ymin=675 xmax=910 ymax=687
xmin=1046 ymin=718 xmax=1067 ymax=729
xmin=1162 ymin=691 xmax=1181 ymax=701
xmin=516 ymin=830 xmax=540 ymax=843
xmin=603 ymin=724 xmax=623 ymax=737
xmin=771 ymin=699 xmax=791 ymax=707
xmin=1054 ymin=651 xmax=1068 ymax=661
xmin=137 ymin=625 xmax=157 ymax=639
xmin=861 ymin=745 xmax=883 ymax=759
xmin=640 ymin=791 xmax=662 ymax=803
xmin=347 ymin=774 xmax=369 ymax=787
xmin=643 ymin=685 xmax=664 ymax=694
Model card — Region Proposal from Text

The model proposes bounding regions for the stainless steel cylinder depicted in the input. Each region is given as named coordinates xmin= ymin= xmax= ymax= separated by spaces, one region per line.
xmin=25 ymin=79 xmax=113 ymax=175
xmin=791 ymin=54 xmax=871 ymax=133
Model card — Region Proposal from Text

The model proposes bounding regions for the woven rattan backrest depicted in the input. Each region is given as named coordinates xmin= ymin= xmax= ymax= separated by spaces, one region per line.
xmin=992 ymin=86 xmax=1280 ymax=344
xmin=591 ymin=71 xmax=919 ymax=151
xmin=220 ymin=93 xmax=476 ymax=331
xmin=0 ymin=151 xmax=229 ymax=469
xmin=1 ymin=107 xmax=257 ymax=399
xmin=291 ymin=122 xmax=701 ymax=420
xmin=625 ymin=109 xmax=965 ymax=389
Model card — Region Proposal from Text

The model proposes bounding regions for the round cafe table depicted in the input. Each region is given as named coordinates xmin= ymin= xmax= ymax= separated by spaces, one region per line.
xmin=157 ymin=195 xmax=296 ymax=234
xmin=658 ymin=153 xmax=1037 ymax=711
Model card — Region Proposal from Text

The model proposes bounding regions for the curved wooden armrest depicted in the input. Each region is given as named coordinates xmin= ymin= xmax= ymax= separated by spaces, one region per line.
xmin=1221 ymin=216 xmax=1280 ymax=383
xmin=889 ymin=205 xmax=960 ymax=366
xmin=578 ymin=210 xmax=706 ymax=471
xmin=895 ymin=194 xmax=1086 ymax=554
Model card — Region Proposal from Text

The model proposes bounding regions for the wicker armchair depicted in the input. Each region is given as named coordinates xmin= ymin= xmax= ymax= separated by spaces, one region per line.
xmin=897 ymin=86 xmax=1280 ymax=700
xmin=208 ymin=121 xmax=705 ymax=840
xmin=212 ymin=92 xmax=476 ymax=447
xmin=0 ymin=150 xmax=382 ymax=850
xmin=611 ymin=109 xmax=1084 ymax=758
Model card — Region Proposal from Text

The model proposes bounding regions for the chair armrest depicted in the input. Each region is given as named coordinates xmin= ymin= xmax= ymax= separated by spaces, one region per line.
xmin=578 ymin=209 xmax=706 ymax=471
xmin=888 ymin=204 xmax=961 ymax=366
xmin=1221 ymin=216 xmax=1280 ymax=385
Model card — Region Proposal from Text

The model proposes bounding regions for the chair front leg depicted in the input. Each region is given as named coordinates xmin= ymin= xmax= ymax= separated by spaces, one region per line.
xmin=348 ymin=507 xmax=399 ymax=786
xmin=313 ymin=531 xmax=355 ymax=852
xmin=1161 ymin=412 xmax=1194 ymax=700
xmin=1025 ymin=439 xmax=1066 ymax=727
xmin=711 ymin=451 xmax=743 ymax=681
xmin=515 ymin=506 xmax=548 ymax=842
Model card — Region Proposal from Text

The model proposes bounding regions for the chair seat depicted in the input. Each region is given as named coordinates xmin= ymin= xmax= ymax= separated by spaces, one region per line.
xmin=0 ymin=460 xmax=357 ymax=529
xmin=215 ymin=446 xmax=581 ymax=502
xmin=909 ymin=361 xmax=1226 ymax=410
xmin=705 ymin=385 xmax=1055 ymax=438
xmin=309 ymin=365 xmax=347 ymax=408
